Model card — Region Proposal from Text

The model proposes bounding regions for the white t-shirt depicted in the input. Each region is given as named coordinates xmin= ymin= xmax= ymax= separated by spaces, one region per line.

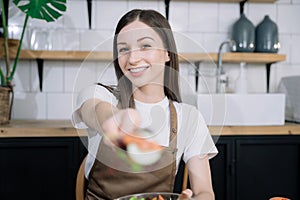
xmin=72 ymin=85 xmax=218 ymax=178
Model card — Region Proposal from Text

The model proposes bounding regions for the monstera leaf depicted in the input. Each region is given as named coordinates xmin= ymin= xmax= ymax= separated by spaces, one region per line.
xmin=0 ymin=0 xmax=67 ymax=86
xmin=13 ymin=0 xmax=67 ymax=22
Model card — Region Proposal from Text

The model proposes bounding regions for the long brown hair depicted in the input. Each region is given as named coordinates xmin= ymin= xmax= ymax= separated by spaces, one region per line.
xmin=112 ymin=9 xmax=181 ymax=108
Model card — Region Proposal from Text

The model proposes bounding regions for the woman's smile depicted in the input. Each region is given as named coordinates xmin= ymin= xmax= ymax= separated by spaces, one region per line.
xmin=128 ymin=65 xmax=149 ymax=77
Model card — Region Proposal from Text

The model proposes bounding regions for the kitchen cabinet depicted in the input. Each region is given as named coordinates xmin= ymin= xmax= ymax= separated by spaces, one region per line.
xmin=210 ymin=137 xmax=234 ymax=200
xmin=1 ymin=121 xmax=299 ymax=200
xmin=210 ymin=135 xmax=300 ymax=200
xmin=0 ymin=137 xmax=87 ymax=200
xmin=1 ymin=135 xmax=299 ymax=200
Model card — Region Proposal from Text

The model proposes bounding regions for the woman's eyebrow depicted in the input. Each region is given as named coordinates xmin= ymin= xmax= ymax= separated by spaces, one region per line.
xmin=137 ymin=36 xmax=155 ymax=42
xmin=117 ymin=42 xmax=127 ymax=45
xmin=117 ymin=36 xmax=155 ymax=45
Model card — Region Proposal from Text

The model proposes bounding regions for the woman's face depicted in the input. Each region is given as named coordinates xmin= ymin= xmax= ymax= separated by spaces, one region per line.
xmin=116 ymin=20 xmax=170 ymax=89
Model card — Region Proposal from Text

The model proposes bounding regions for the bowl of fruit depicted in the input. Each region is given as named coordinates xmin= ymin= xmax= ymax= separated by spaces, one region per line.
xmin=115 ymin=192 xmax=191 ymax=200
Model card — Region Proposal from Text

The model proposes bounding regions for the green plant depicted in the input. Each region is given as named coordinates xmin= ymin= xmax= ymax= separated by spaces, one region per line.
xmin=0 ymin=0 xmax=67 ymax=87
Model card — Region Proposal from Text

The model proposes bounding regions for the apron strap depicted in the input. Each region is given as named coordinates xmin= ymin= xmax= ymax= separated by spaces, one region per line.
xmin=168 ymin=100 xmax=178 ymax=191
xmin=169 ymin=100 xmax=178 ymax=146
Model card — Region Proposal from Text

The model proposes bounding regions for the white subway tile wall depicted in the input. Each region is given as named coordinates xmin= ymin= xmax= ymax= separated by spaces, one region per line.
xmin=7 ymin=0 xmax=300 ymax=120
xmin=279 ymin=34 xmax=292 ymax=62
xmin=202 ymin=33 xmax=229 ymax=52
xmin=218 ymin=3 xmax=240 ymax=33
xmin=47 ymin=93 xmax=73 ymax=119
xmin=63 ymin=0 xmax=89 ymax=29
xmin=65 ymin=61 xmax=98 ymax=93
xmin=93 ymin=0 xmax=128 ymax=30
xmin=248 ymin=3 xmax=277 ymax=25
xmin=291 ymin=35 xmax=300 ymax=64
xmin=12 ymin=92 xmax=47 ymax=119
xmin=189 ymin=3 xmax=219 ymax=32
xmin=169 ymin=1 xmax=189 ymax=31
xmin=43 ymin=61 xmax=64 ymax=92
xmin=13 ymin=61 xmax=31 ymax=92
xmin=278 ymin=5 xmax=300 ymax=34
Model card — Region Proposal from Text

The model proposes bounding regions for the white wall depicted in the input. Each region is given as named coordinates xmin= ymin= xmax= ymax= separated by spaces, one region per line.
xmin=5 ymin=0 xmax=300 ymax=120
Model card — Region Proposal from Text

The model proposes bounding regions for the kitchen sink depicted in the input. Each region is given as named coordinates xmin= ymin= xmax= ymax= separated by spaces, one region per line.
xmin=197 ymin=93 xmax=286 ymax=126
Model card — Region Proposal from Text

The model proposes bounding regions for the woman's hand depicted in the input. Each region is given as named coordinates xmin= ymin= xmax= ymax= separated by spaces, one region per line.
xmin=101 ymin=108 xmax=141 ymax=141
xmin=179 ymin=189 xmax=193 ymax=199
xmin=80 ymin=99 xmax=141 ymax=141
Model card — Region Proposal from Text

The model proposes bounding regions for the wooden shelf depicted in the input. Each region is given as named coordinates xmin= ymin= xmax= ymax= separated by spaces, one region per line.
xmin=17 ymin=50 xmax=113 ymax=61
xmin=1 ymin=49 xmax=286 ymax=64
xmin=1 ymin=49 xmax=285 ymax=92
xmin=179 ymin=52 xmax=286 ymax=64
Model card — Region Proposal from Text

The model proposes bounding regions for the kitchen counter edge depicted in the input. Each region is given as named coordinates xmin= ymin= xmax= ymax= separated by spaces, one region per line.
xmin=0 ymin=120 xmax=299 ymax=137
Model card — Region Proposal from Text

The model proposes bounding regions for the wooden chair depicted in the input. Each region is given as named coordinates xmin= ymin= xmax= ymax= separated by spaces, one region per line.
xmin=76 ymin=156 xmax=87 ymax=200
xmin=75 ymin=156 xmax=189 ymax=200
xmin=182 ymin=165 xmax=189 ymax=190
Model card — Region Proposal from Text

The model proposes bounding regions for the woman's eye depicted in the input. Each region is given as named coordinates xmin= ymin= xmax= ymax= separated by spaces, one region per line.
xmin=141 ymin=44 xmax=151 ymax=49
xmin=119 ymin=47 xmax=129 ymax=53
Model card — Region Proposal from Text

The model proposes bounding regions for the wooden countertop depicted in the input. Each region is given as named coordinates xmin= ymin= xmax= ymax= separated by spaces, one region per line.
xmin=0 ymin=120 xmax=87 ymax=138
xmin=0 ymin=120 xmax=300 ymax=138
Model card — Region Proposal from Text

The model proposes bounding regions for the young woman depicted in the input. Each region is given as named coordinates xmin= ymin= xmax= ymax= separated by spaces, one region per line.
xmin=72 ymin=9 xmax=218 ymax=200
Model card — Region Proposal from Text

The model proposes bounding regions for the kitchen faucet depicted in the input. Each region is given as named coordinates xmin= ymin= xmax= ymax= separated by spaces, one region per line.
xmin=216 ymin=40 xmax=237 ymax=93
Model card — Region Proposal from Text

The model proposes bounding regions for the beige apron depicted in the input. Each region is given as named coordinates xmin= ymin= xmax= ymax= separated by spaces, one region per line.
xmin=85 ymin=100 xmax=178 ymax=200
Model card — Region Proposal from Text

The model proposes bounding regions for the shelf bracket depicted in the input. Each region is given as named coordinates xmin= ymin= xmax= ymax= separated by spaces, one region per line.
xmin=239 ymin=0 xmax=248 ymax=15
xmin=87 ymin=0 xmax=92 ymax=29
xmin=36 ymin=59 xmax=44 ymax=92
xmin=194 ymin=61 xmax=201 ymax=92
xmin=266 ymin=63 xmax=271 ymax=93
xmin=165 ymin=0 xmax=170 ymax=20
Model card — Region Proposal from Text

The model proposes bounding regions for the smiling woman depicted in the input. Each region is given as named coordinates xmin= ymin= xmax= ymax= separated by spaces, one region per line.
xmin=112 ymin=9 xmax=181 ymax=109
xmin=72 ymin=9 xmax=217 ymax=200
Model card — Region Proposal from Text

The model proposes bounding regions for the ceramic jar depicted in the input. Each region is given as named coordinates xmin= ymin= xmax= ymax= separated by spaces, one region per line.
xmin=232 ymin=13 xmax=255 ymax=52
xmin=255 ymin=15 xmax=280 ymax=53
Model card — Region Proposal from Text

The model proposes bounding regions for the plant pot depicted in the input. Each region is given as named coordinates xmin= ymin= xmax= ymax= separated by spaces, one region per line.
xmin=0 ymin=86 xmax=12 ymax=124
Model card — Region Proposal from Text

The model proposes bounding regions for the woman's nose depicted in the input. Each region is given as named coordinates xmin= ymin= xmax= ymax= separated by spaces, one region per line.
xmin=128 ymin=49 xmax=142 ymax=64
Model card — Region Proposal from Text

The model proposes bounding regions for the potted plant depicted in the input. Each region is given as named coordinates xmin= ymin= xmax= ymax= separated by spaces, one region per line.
xmin=0 ymin=0 xmax=67 ymax=124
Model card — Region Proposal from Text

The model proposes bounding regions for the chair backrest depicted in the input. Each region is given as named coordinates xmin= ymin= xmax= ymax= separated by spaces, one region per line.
xmin=174 ymin=158 xmax=189 ymax=193
xmin=76 ymin=156 xmax=87 ymax=200
xmin=182 ymin=164 xmax=189 ymax=191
